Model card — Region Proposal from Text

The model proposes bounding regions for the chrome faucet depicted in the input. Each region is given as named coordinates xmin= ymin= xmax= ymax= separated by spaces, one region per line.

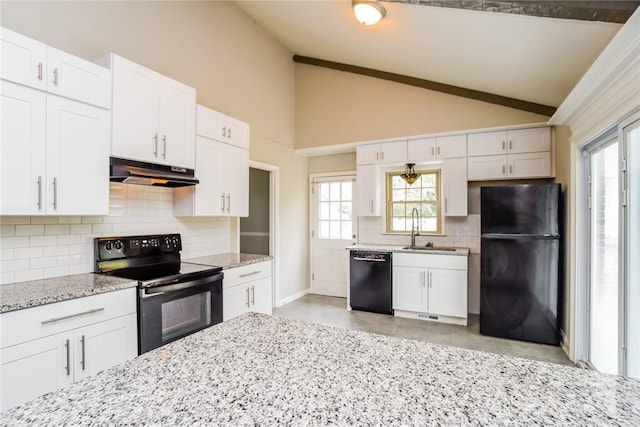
xmin=411 ymin=207 xmax=420 ymax=248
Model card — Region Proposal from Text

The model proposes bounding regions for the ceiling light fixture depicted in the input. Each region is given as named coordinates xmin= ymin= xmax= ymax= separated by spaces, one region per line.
xmin=352 ymin=0 xmax=386 ymax=26
xmin=401 ymin=163 xmax=421 ymax=185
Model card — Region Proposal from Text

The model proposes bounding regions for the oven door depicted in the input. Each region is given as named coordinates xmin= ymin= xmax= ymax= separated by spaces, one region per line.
xmin=138 ymin=272 xmax=223 ymax=354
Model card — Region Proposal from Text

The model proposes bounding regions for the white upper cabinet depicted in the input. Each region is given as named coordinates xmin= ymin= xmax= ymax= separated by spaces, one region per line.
xmin=408 ymin=134 xmax=467 ymax=161
xmin=467 ymin=127 xmax=550 ymax=157
xmin=356 ymin=140 xmax=407 ymax=165
xmin=174 ymin=105 xmax=249 ymax=217
xmin=1 ymin=28 xmax=110 ymax=108
xmin=0 ymin=27 xmax=47 ymax=91
xmin=356 ymin=164 xmax=381 ymax=216
xmin=442 ymin=158 xmax=468 ymax=217
xmin=45 ymin=47 xmax=111 ymax=108
xmin=45 ymin=95 xmax=110 ymax=215
xmin=195 ymin=105 xmax=249 ymax=149
xmin=467 ymin=127 xmax=552 ymax=180
xmin=110 ymin=54 xmax=195 ymax=169
xmin=1 ymin=81 xmax=46 ymax=215
xmin=1 ymin=28 xmax=111 ymax=216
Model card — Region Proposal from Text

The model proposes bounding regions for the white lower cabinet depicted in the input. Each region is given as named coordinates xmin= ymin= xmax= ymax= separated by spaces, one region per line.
xmin=0 ymin=289 xmax=137 ymax=412
xmin=223 ymin=261 xmax=272 ymax=321
xmin=393 ymin=253 xmax=468 ymax=325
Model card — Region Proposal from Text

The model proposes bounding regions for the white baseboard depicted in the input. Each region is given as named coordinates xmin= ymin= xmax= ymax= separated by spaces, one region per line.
xmin=560 ymin=329 xmax=572 ymax=361
xmin=278 ymin=288 xmax=309 ymax=306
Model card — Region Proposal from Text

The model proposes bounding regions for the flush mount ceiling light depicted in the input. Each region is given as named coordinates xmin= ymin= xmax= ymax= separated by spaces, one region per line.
xmin=352 ymin=0 xmax=386 ymax=25
xmin=401 ymin=163 xmax=421 ymax=185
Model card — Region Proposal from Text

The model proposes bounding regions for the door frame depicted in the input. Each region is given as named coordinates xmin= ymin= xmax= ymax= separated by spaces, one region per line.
xmin=309 ymin=171 xmax=356 ymax=296
xmin=245 ymin=160 xmax=280 ymax=308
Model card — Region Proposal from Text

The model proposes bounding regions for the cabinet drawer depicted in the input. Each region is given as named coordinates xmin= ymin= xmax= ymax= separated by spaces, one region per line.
xmin=1 ymin=288 xmax=136 ymax=349
xmin=223 ymin=261 xmax=272 ymax=288
xmin=393 ymin=253 xmax=468 ymax=270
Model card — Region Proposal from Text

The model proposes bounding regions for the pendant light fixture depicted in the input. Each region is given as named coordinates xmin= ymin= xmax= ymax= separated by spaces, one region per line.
xmin=401 ymin=163 xmax=421 ymax=185
xmin=352 ymin=0 xmax=387 ymax=25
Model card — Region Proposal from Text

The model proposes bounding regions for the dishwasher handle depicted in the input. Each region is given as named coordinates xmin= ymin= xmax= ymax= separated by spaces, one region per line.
xmin=353 ymin=257 xmax=387 ymax=262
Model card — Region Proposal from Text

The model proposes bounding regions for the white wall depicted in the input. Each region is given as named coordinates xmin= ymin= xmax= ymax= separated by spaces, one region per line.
xmin=0 ymin=184 xmax=230 ymax=285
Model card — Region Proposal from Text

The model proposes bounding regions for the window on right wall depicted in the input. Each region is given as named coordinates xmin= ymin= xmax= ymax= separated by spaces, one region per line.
xmin=385 ymin=169 xmax=441 ymax=234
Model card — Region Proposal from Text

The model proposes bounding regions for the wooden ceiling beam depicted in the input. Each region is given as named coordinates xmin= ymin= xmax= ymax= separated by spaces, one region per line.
xmin=293 ymin=55 xmax=557 ymax=117
xmin=385 ymin=1 xmax=640 ymax=24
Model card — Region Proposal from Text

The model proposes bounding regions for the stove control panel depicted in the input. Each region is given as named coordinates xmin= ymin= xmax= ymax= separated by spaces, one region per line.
xmin=95 ymin=233 xmax=182 ymax=260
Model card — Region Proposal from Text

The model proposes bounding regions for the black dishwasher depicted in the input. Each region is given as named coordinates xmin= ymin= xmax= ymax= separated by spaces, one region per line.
xmin=349 ymin=251 xmax=393 ymax=315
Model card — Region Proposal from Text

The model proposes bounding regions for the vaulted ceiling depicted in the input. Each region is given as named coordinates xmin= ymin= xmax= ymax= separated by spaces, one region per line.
xmin=237 ymin=1 xmax=638 ymax=115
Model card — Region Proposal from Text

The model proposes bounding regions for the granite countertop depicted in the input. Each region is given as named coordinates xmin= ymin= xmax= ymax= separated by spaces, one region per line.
xmin=2 ymin=312 xmax=639 ymax=425
xmin=185 ymin=252 xmax=272 ymax=269
xmin=348 ymin=244 xmax=470 ymax=256
xmin=0 ymin=274 xmax=137 ymax=314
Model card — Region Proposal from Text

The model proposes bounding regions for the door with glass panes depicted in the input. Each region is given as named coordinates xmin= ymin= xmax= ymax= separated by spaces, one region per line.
xmin=310 ymin=176 xmax=355 ymax=297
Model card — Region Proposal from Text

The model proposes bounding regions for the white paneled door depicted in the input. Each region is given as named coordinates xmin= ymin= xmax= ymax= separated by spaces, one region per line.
xmin=310 ymin=175 xmax=356 ymax=298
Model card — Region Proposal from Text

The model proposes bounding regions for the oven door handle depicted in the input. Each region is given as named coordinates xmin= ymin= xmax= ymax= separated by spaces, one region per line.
xmin=144 ymin=273 xmax=223 ymax=295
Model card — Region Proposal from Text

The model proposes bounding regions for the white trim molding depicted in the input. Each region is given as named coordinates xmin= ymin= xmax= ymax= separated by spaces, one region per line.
xmin=278 ymin=288 xmax=309 ymax=306
xmin=549 ymin=8 xmax=640 ymax=146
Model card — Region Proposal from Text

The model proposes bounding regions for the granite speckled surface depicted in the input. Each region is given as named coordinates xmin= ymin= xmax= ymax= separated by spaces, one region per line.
xmin=348 ymin=244 xmax=470 ymax=256
xmin=0 ymin=274 xmax=137 ymax=314
xmin=2 ymin=312 xmax=639 ymax=425
xmin=186 ymin=253 xmax=272 ymax=269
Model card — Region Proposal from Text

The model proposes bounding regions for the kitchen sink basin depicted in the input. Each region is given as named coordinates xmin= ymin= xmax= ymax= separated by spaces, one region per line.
xmin=402 ymin=246 xmax=458 ymax=251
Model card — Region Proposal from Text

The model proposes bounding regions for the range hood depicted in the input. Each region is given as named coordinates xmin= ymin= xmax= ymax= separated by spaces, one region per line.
xmin=110 ymin=157 xmax=199 ymax=187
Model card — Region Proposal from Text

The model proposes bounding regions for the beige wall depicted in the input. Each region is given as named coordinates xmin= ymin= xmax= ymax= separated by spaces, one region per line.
xmin=1 ymin=1 xmax=309 ymax=302
xmin=553 ymin=126 xmax=572 ymax=350
xmin=308 ymin=153 xmax=356 ymax=174
xmin=295 ymin=64 xmax=551 ymax=149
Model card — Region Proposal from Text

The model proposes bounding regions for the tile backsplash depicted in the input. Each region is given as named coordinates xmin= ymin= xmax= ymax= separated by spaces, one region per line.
xmin=0 ymin=183 xmax=231 ymax=285
xmin=357 ymin=215 xmax=480 ymax=252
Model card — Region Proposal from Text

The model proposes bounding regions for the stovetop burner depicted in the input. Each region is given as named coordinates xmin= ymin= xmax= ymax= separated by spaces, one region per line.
xmin=94 ymin=234 xmax=221 ymax=287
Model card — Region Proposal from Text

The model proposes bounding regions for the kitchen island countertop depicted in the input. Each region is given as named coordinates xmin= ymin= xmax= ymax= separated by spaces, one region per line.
xmin=1 ymin=312 xmax=639 ymax=425
xmin=347 ymin=244 xmax=470 ymax=256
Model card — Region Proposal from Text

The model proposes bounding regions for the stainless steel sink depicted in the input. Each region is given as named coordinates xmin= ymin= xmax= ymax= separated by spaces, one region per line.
xmin=401 ymin=246 xmax=458 ymax=251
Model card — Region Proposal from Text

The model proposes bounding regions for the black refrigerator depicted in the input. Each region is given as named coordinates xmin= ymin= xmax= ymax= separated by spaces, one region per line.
xmin=480 ymin=183 xmax=562 ymax=345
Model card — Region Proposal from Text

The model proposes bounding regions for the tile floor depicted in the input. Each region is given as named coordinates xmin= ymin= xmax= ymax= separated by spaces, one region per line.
xmin=274 ymin=294 xmax=574 ymax=366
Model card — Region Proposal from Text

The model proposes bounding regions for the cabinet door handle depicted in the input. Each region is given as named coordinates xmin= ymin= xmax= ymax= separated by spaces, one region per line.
xmin=375 ymin=152 xmax=379 ymax=161
xmin=502 ymin=140 xmax=505 ymax=151
xmin=37 ymin=176 xmax=42 ymax=210
xmin=41 ymin=307 xmax=104 ymax=325
xmin=437 ymin=146 xmax=440 ymax=156
xmin=429 ymin=271 xmax=432 ymax=288
xmin=240 ymin=270 xmax=262 ymax=278
xmin=226 ymin=194 xmax=231 ymax=213
xmin=52 ymin=177 xmax=58 ymax=210
xmin=53 ymin=68 xmax=59 ymax=86
xmin=222 ymin=126 xmax=227 ymax=138
xmin=37 ymin=62 xmax=43 ymax=81
xmin=227 ymin=127 xmax=232 ymax=138
xmin=370 ymin=200 xmax=374 ymax=213
xmin=64 ymin=339 xmax=71 ymax=376
xmin=431 ymin=147 xmax=434 ymax=155
xmin=80 ymin=335 xmax=86 ymax=370
xmin=502 ymin=165 xmax=506 ymax=175
xmin=251 ymin=285 xmax=255 ymax=306
xmin=444 ymin=198 xmax=448 ymax=214
xmin=153 ymin=133 xmax=158 ymax=157
xmin=221 ymin=193 xmax=226 ymax=212
xmin=246 ymin=287 xmax=250 ymax=308
xmin=381 ymin=151 xmax=384 ymax=160
xmin=509 ymin=164 xmax=513 ymax=174
xmin=509 ymin=140 xmax=512 ymax=150
xmin=162 ymin=135 xmax=167 ymax=159
xmin=422 ymin=271 xmax=425 ymax=287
